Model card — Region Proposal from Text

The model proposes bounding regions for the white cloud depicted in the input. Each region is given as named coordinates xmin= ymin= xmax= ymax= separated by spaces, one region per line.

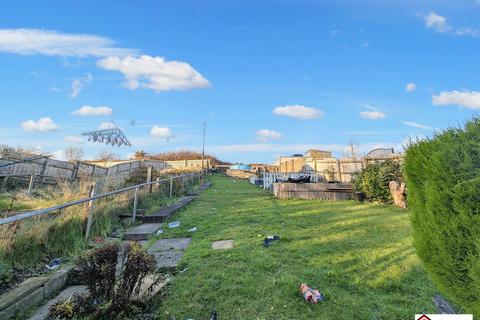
xmin=50 ymin=150 xmax=66 ymax=160
xmin=64 ymin=135 xmax=84 ymax=144
xmin=72 ymin=105 xmax=113 ymax=116
xmin=423 ymin=12 xmax=479 ymax=37
xmin=21 ymin=117 xmax=58 ymax=132
xmin=256 ymin=129 xmax=282 ymax=142
xmin=424 ymin=12 xmax=452 ymax=33
xmin=0 ymin=28 xmax=137 ymax=57
xmin=98 ymin=122 xmax=116 ymax=130
xmin=97 ymin=55 xmax=210 ymax=92
xmin=70 ymin=73 xmax=92 ymax=98
xmin=273 ymin=105 xmax=324 ymax=120
xmin=403 ymin=121 xmax=433 ymax=130
xmin=432 ymin=90 xmax=480 ymax=109
xmin=406 ymin=82 xmax=416 ymax=93
xmin=359 ymin=110 xmax=386 ymax=120
xmin=150 ymin=126 xmax=173 ymax=140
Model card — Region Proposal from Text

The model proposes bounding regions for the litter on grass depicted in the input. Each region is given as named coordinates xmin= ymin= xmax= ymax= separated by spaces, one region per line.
xmin=168 ymin=221 xmax=180 ymax=228
xmin=263 ymin=235 xmax=280 ymax=247
xmin=299 ymin=283 xmax=324 ymax=304
xmin=46 ymin=258 xmax=63 ymax=270
xmin=188 ymin=227 xmax=198 ymax=232
xmin=156 ymin=229 xmax=164 ymax=235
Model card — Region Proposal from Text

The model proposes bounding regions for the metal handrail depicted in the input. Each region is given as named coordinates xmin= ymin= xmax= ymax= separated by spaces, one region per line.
xmin=0 ymin=171 xmax=201 ymax=225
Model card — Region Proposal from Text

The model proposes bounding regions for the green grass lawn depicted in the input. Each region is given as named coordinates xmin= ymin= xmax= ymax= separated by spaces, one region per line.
xmin=154 ymin=175 xmax=438 ymax=319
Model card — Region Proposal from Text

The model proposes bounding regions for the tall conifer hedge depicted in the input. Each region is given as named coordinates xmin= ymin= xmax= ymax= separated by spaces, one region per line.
xmin=404 ymin=119 xmax=480 ymax=314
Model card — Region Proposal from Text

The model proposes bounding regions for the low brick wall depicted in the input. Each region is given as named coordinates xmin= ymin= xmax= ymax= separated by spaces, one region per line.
xmin=272 ymin=182 xmax=354 ymax=200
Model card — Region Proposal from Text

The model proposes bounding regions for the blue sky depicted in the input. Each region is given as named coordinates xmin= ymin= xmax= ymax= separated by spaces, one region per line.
xmin=1 ymin=0 xmax=480 ymax=163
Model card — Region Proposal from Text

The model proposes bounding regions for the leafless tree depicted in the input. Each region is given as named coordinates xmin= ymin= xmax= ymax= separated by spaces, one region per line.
xmin=64 ymin=146 xmax=84 ymax=162
xmin=96 ymin=151 xmax=118 ymax=162
xmin=344 ymin=139 xmax=359 ymax=158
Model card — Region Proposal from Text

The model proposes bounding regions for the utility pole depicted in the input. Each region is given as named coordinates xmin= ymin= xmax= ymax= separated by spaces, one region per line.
xmin=201 ymin=122 xmax=207 ymax=184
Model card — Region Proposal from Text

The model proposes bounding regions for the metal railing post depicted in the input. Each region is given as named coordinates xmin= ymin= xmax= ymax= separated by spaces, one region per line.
xmin=27 ymin=174 xmax=35 ymax=195
xmin=132 ymin=187 xmax=139 ymax=224
xmin=169 ymin=177 xmax=173 ymax=198
xmin=84 ymin=182 xmax=96 ymax=240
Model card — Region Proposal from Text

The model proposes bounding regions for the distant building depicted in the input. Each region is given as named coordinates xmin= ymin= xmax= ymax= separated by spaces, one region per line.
xmin=304 ymin=149 xmax=333 ymax=159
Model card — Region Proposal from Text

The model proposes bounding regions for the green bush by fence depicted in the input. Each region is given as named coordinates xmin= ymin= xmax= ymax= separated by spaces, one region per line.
xmin=405 ymin=119 xmax=480 ymax=314
xmin=354 ymin=159 xmax=403 ymax=202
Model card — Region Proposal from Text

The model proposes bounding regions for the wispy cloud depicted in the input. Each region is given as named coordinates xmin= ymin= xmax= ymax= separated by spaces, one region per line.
xmin=256 ymin=129 xmax=282 ymax=142
xmin=273 ymin=105 xmax=324 ymax=120
xmin=432 ymin=90 xmax=480 ymax=109
xmin=208 ymin=142 xmax=402 ymax=156
xmin=64 ymin=135 xmax=84 ymax=144
xmin=0 ymin=28 xmax=137 ymax=57
xmin=70 ymin=73 xmax=92 ymax=98
xmin=97 ymin=55 xmax=210 ymax=92
xmin=422 ymin=12 xmax=479 ymax=37
xmin=403 ymin=121 xmax=434 ymax=130
xmin=359 ymin=110 xmax=386 ymax=120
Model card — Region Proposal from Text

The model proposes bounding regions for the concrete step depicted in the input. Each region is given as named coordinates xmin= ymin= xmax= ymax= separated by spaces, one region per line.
xmin=123 ymin=223 xmax=163 ymax=241
xmin=28 ymin=286 xmax=87 ymax=320
xmin=143 ymin=196 xmax=196 ymax=223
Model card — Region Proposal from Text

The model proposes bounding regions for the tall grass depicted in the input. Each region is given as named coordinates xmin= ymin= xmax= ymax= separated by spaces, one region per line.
xmin=0 ymin=172 xmax=201 ymax=270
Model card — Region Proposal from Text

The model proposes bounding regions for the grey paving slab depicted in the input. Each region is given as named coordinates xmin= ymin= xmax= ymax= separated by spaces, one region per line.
xmin=212 ymin=240 xmax=234 ymax=250
xmin=148 ymin=238 xmax=192 ymax=253
xmin=123 ymin=223 xmax=162 ymax=241
xmin=152 ymin=251 xmax=185 ymax=268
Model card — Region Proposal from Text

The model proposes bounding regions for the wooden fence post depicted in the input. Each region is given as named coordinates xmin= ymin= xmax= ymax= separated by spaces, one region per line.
xmin=27 ymin=174 xmax=35 ymax=195
xmin=169 ymin=177 xmax=173 ymax=198
xmin=147 ymin=166 xmax=153 ymax=193
xmin=40 ymin=158 xmax=49 ymax=183
xmin=132 ymin=187 xmax=139 ymax=224
xmin=84 ymin=182 xmax=96 ymax=240
xmin=336 ymin=159 xmax=342 ymax=182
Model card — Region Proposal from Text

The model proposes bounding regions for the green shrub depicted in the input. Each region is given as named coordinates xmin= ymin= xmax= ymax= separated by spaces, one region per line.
xmin=405 ymin=118 xmax=480 ymax=315
xmin=0 ymin=259 xmax=12 ymax=285
xmin=354 ymin=159 xmax=403 ymax=202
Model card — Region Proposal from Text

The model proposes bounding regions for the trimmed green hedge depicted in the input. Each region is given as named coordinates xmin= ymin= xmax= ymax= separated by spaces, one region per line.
xmin=405 ymin=119 xmax=480 ymax=315
xmin=354 ymin=159 xmax=403 ymax=202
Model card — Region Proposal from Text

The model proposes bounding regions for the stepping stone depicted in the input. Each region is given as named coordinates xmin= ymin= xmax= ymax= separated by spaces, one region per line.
xmin=212 ymin=240 xmax=234 ymax=250
xmin=28 ymin=285 xmax=87 ymax=320
xmin=123 ymin=223 xmax=163 ymax=241
xmin=148 ymin=238 xmax=192 ymax=252
xmin=152 ymin=251 xmax=185 ymax=269
xmin=147 ymin=238 xmax=192 ymax=269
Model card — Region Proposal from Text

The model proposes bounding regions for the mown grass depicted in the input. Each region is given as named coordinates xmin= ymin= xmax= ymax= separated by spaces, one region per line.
xmin=155 ymin=175 xmax=438 ymax=319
